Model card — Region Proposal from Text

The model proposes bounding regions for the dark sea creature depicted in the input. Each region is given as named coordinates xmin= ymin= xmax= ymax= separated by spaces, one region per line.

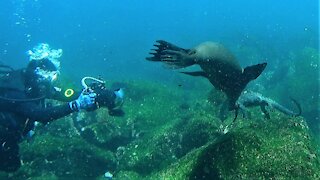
xmin=146 ymin=40 xmax=267 ymax=111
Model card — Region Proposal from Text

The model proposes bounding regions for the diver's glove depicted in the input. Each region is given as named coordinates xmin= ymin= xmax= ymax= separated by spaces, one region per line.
xmin=113 ymin=88 xmax=124 ymax=109
xmin=69 ymin=91 xmax=97 ymax=111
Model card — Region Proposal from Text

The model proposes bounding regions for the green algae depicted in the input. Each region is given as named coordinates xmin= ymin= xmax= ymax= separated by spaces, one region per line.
xmin=4 ymin=78 xmax=319 ymax=179
xmin=149 ymin=115 xmax=320 ymax=179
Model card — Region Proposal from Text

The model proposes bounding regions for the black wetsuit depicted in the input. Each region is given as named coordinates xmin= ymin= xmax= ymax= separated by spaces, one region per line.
xmin=0 ymin=69 xmax=117 ymax=172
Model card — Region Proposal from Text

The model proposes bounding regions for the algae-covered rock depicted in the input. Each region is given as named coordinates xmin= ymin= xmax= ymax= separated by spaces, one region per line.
xmin=150 ymin=115 xmax=320 ymax=179
xmin=112 ymin=170 xmax=142 ymax=180
xmin=15 ymin=129 xmax=116 ymax=179
xmin=117 ymin=122 xmax=182 ymax=175
xmin=117 ymin=100 xmax=222 ymax=176
xmin=4 ymin=79 xmax=319 ymax=179
xmin=175 ymin=108 xmax=221 ymax=158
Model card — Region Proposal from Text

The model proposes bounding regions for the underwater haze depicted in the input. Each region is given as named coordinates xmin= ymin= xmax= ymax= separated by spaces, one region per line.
xmin=0 ymin=0 xmax=318 ymax=81
xmin=0 ymin=0 xmax=319 ymax=179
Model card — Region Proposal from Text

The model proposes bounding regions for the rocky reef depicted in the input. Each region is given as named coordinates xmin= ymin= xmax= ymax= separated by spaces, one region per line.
xmin=1 ymin=79 xmax=319 ymax=179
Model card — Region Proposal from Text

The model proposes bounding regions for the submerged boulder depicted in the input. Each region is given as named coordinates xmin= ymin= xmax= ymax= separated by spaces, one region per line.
xmin=117 ymin=103 xmax=221 ymax=176
xmin=15 ymin=127 xmax=117 ymax=179
xmin=150 ymin=115 xmax=320 ymax=179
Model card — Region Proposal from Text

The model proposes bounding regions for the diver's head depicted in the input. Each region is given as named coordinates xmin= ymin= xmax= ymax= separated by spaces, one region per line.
xmin=25 ymin=58 xmax=59 ymax=96
xmin=25 ymin=43 xmax=62 ymax=96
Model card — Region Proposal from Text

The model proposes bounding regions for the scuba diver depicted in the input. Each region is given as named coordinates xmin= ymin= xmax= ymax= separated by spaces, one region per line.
xmin=0 ymin=43 xmax=125 ymax=172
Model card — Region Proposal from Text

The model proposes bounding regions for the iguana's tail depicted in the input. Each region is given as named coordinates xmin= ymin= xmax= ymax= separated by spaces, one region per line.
xmin=271 ymin=98 xmax=302 ymax=117
xmin=289 ymin=98 xmax=302 ymax=117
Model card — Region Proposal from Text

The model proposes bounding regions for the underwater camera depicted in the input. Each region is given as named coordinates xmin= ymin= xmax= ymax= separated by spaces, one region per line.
xmin=81 ymin=77 xmax=125 ymax=116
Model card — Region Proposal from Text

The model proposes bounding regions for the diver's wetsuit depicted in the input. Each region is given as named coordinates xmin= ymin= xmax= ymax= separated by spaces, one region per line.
xmin=0 ymin=69 xmax=117 ymax=172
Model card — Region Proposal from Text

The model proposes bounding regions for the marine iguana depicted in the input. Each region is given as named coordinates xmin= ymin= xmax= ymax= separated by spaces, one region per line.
xmin=146 ymin=40 xmax=267 ymax=111
xmin=233 ymin=91 xmax=302 ymax=120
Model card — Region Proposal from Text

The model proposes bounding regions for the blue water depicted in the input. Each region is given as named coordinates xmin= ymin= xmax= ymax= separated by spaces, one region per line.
xmin=0 ymin=1 xmax=319 ymax=178
xmin=0 ymin=0 xmax=318 ymax=83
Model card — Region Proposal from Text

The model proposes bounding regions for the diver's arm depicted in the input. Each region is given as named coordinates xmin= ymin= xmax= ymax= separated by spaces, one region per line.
xmin=15 ymin=102 xmax=74 ymax=124
xmin=24 ymin=88 xmax=122 ymax=123
xmin=49 ymin=87 xmax=81 ymax=102
xmin=12 ymin=89 xmax=96 ymax=124
xmin=46 ymin=86 xmax=123 ymax=117
xmin=49 ymin=87 xmax=117 ymax=108
xmin=0 ymin=96 xmax=75 ymax=124
xmin=16 ymin=91 xmax=97 ymax=124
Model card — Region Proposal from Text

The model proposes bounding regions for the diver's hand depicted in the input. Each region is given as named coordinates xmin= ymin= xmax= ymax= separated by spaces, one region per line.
xmin=69 ymin=91 xmax=96 ymax=111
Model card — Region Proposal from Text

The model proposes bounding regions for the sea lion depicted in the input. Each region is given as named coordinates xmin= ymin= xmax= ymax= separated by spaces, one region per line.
xmin=146 ymin=40 xmax=267 ymax=111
